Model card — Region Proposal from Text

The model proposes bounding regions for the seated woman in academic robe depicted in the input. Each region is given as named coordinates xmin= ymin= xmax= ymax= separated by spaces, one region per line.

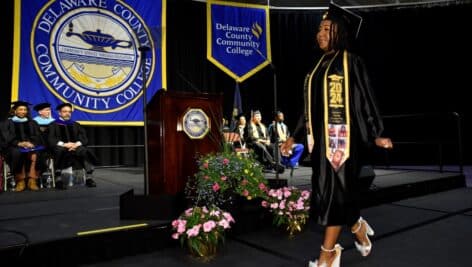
xmin=3 ymin=101 xmax=44 ymax=192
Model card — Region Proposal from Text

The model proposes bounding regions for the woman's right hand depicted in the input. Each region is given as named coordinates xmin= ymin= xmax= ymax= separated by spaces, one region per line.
xmin=375 ymin=137 xmax=393 ymax=149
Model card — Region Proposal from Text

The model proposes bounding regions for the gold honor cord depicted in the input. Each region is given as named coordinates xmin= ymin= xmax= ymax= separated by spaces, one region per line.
xmin=342 ymin=51 xmax=351 ymax=165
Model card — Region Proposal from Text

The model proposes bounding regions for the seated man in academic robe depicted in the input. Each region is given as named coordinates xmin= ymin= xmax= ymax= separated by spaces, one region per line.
xmin=246 ymin=110 xmax=284 ymax=173
xmin=268 ymin=111 xmax=304 ymax=169
xmin=3 ymin=101 xmax=44 ymax=192
xmin=48 ymin=103 xmax=97 ymax=189
xmin=33 ymin=102 xmax=55 ymax=180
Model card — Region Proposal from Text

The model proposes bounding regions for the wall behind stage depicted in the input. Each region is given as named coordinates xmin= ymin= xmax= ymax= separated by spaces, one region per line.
xmin=2 ymin=1 xmax=472 ymax=166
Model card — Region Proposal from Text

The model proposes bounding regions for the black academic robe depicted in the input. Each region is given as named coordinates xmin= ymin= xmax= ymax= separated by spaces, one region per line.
xmin=295 ymin=50 xmax=384 ymax=227
xmin=2 ymin=119 xmax=42 ymax=174
xmin=48 ymin=119 xmax=97 ymax=171
xmin=48 ymin=119 xmax=88 ymax=147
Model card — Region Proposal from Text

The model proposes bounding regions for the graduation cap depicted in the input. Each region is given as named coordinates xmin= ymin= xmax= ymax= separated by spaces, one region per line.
xmin=56 ymin=103 xmax=73 ymax=111
xmin=33 ymin=102 xmax=51 ymax=112
xmin=324 ymin=1 xmax=363 ymax=40
xmin=11 ymin=100 xmax=31 ymax=110
xmin=235 ymin=113 xmax=246 ymax=120
xmin=252 ymin=110 xmax=261 ymax=116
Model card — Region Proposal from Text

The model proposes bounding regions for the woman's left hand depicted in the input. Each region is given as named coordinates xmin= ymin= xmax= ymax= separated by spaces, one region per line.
xmin=375 ymin=137 xmax=393 ymax=149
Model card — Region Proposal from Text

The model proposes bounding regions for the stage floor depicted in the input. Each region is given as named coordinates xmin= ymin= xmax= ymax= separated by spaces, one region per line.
xmin=0 ymin=166 xmax=469 ymax=266
xmin=80 ymin=187 xmax=472 ymax=267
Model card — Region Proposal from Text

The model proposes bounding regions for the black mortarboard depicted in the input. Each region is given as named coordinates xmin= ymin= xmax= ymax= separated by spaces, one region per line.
xmin=11 ymin=101 xmax=31 ymax=110
xmin=236 ymin=113 xmax=246 ymax=119
xmin=252 ymin=110 xmax=261 ymax=116
xmin=56 ymin=103 xmax=73 ymax=111
xmin=324 ymin=2 xmax=363 ymax=40
xmin=33 ymin=102 xmax=51 ymax=112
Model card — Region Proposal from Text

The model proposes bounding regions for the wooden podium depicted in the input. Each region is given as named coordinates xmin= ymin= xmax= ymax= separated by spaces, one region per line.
xmin=147 ymin=90 xmax=223 ymax=195
xmin=120 ymin=90 xmax=223 ymax=220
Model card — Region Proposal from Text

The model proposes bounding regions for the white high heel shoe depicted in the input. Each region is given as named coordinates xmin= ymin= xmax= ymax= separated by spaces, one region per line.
xmin=351 ymin=216 xmax=375 ymax=257
xmin=308 ymin=244 xmax=343 ymax=267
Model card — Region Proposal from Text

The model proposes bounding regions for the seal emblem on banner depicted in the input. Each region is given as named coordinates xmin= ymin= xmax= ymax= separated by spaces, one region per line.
xmin=31 ymin=0 xmax=155 ymax=113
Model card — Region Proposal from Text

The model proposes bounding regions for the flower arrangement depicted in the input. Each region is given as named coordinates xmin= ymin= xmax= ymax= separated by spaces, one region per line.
xmin=187 ymin=151 xmax=268 ymax=207
xmin=262 ymin=186 xmax=311 ymax=236
xmin=171 ymin=206 xmax=235 ymax=260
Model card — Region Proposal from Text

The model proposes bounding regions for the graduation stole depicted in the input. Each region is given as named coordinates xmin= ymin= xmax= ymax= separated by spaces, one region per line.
xmin=250 ymin=122 xmax=267 ymax=140
xmin=306 ymin=50 xmax=351 ymax=171
xmin=276 ymin=123 xmax=287 ymax=142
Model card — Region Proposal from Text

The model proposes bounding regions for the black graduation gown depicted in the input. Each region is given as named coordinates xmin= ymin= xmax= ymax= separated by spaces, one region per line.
xmin=300 ymin=51 xmax=384 ymax=227
xmin=48 ymin=119 xmax=97 ymax=170
xmin=3 ymin=119 xmax=42 ymax=174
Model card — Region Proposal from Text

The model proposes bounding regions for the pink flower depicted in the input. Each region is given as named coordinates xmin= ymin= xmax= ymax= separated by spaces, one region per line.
xmin=223 ymin=212 xmax=235 ymax=223
xmin=270 ymin=203 xmax=279 ymax=209
xmin=185 ymin=208 xmax=193 ymax=216
xmin=242 ymin=189 xmax=249 ymax=196
xmin=276 ymin=190 xmax=283 ymax=200
xmin=296 ymin=201 xmax=305 ymax=210
xmin=279 ymin=200 xmax=286 ymax=210
xmin=218 ymin=219 xmax=230 ymax=229
xmin=171 ymin=219 xmax=179 ymax=228
xmin=222 ymin=158 xmax=229 ymax=165
xmin=186 ymin=225 xmax=201 ymax=237
xmin=177 ymin=220 xmax=187 ymax=234
xmin=172 ymin=233 xmax=180 ymax=239
xmin=212 ymin=183 xmax=220 ymax=192
xmin=220 ymin=176 xmax=227 ymax=181
xmin=203 ymin=220 xmax=216 ymax=232
xmin=241 ymin=179 xmax=248 ymax=186
xmin=203 ymin=162 xmax=209 ymax=168
xmin=258 ymin=183 xmax=266 ymax=191
xmin=283 ymin=190 xmax=292 ymax=198
xmin=302 ymin=190 xmax=310 ymax=199
xmin=261 ymin=200 xmax=268 ymax=207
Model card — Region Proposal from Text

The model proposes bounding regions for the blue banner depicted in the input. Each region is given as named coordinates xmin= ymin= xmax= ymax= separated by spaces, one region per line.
xmin=11 ymin=0 xmax=166 ymax=125
xmin=207 ymin=0 xmax=271 ymax=82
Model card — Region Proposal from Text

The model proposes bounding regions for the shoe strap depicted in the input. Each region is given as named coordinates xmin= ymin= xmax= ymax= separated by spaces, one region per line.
xmin=320 ymin=245 xmax=336 ymax=252
xmin=351 ymin=217 xmax=364 ymax=233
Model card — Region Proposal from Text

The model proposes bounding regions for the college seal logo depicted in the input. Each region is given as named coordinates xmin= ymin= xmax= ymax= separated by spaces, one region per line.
xmin=31 ymin=0 xmax=155 ymax=113
xmin=183 ymin=108 xmax=211 ymax=139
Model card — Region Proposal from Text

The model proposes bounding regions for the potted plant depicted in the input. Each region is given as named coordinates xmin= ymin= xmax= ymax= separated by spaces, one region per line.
xmin=187 ymin=151 xmax=269 ymax=207
xmin=262 ymin=186 xmax=311 ymax=236
xmin=171 ymin=206 xmax=235 ymax=261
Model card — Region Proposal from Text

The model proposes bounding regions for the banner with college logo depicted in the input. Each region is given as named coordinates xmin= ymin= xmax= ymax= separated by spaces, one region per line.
xmin=207 ymin=0 xmax=271 ymax=82
xmin=11 ymin=0 xmax=166 ymax=125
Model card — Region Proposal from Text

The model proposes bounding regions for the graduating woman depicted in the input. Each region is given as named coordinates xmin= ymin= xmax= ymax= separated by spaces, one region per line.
xmin=288 ymin=3 xmax=393 ymax=267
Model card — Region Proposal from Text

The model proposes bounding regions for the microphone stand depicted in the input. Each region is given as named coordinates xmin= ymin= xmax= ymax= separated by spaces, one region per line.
xmin=139 ymin=46 xmax=150 ymax=195
xmin=254 ymin=48 xmax=285 ymax=185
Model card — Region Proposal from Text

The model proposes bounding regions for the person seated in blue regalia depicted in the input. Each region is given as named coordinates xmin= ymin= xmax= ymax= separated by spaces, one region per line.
xmin=2 ymin=101 xmax=44 ymax=192
xmin=48 ymin=103 xmax=98 ymax=189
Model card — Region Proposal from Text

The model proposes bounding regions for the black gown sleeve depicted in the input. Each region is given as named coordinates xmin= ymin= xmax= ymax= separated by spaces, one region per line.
xmin=74 ymin=122 xmax=88 ymax=146
xmin=350 ymin=53 xmax=384 ymax=144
